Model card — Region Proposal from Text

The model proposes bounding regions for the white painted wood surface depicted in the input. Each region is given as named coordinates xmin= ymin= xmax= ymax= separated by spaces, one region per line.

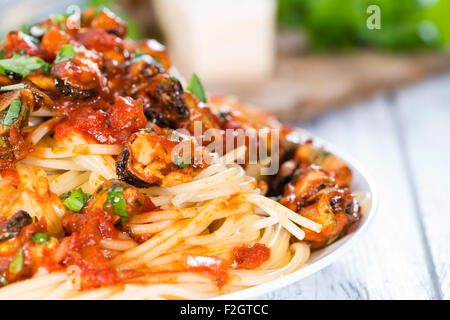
xmin=258 ymin=74 xmax=450 ymax=300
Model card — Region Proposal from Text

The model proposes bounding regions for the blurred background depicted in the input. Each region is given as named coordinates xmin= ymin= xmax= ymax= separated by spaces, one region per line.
xmin=1 ymin=0 xmax=450 ymax=121
xmin=0 ymin=0 xmax=449 ymax=300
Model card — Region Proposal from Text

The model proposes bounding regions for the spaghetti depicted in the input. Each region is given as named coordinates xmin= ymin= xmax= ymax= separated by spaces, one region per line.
xmin=0 ymin=7 xmax=362 ymax=299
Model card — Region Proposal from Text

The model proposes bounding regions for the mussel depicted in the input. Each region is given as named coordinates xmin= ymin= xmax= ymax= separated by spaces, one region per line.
xmin=52 ymin=58 xmax=100 ymax=100
xmin=116 ymin=128 xmax=201 ymax=188
xmin=0 ymin=210 xmax=32 ymax=241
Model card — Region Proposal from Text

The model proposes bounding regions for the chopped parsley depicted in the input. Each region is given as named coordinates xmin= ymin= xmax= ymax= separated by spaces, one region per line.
xmin=20 ymin=24 xmax=30 ymax=35
xmin=59 ymin=192 xmax=70 ymax=200
xmin=139 ymin=127 xmax=155 ymax=133
xmin=312 ymin=150 xmax=331 ymax=165
xmin=129 ymin=50 xmax=160 ymax=66
xmin=174 ymin=155 xmax=191 ymax=169
xmin=0 ymin=54 xmax=50 ymax=77
xmin=30 ymin=232 xmax=50 ymax=245
xmin=2 ymin=100 xmax=22 ymax=126
xmin=291 ymin=168 xmax=303 ymax=184
xmin=9 ymin=247 xmax=23 ymax=274
xmin=106 ymin=186 xmax=129 ymax=222
xmin=186 ymin=73 xmax=207 ymax=103
xmin=94 ymin=6 xmax=104 ymax=17
xmin=0 ymin=83 xmax=27 ymax=92
xmin=54 ymin=44 xmax=76 ymax=64
xmin=63 ymin=188 xmax=90 ymax=212
xmin=51 ymin=13 xmax=69 ymax=24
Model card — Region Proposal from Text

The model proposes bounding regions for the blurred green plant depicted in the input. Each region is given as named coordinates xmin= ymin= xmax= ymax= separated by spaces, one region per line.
xmin=85 ymin=0 xmax=144 ymax=40
xmin=278 ymin=0 xmax=450 ymax=51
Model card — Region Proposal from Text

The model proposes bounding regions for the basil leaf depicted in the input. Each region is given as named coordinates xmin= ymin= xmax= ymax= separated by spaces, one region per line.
xmin=9 ymin=247 xmax=23 ymax=274
xmin=106 ymin=186 xmax=129 ymax=222
xmin=54 ymin=44 xmax=75 ymax=64
xmin=30 ymin=232 xmax=50 ymax=245
xmin=3 ymin=99 xmax=22 ymax=126
xmin=0 ymin=54 xmax=50 ymax=77
xmin=63 ymin=188 xmax=90 ymax=212
xmin=0 ymin=83 xmax=27 ymax=92
xmin=186 ymin=73 xmax=206 ymax=103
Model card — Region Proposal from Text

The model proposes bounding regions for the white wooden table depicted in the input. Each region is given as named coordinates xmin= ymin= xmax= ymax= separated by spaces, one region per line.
xmin=258 ymin=73 xmax=450 ymax=300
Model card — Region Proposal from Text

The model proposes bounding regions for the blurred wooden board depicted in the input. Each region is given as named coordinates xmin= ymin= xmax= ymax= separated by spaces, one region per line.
xmin=228 ymin=51 xmax=450 ymax=122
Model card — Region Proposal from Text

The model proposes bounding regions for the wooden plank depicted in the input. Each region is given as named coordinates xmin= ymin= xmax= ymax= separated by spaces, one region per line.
xmin=394 ymin=74 xmax=450 ymax=299
xmin=211 ymin=51 xmax=450 ymax=122
xmin=258 ymin=95 xmax=436 ymax=299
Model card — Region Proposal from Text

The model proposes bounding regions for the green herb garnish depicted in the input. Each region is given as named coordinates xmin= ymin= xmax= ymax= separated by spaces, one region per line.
xmin=129 ymin=50 xmax=160 ymax=66
xmin=186 ymin=73 xmax=206 ymax=103
xmin=3 ymin=100 xmax=22 ymax=126
xmin=59 ymin=192 xmax=70 ymax=200
xmin=30 ymin=232 xmax=50 ymax=245
xmin=54 ymin=44 xmax=75 ymax=64
xmin=9 ymin=247 xmax=23 ymax=274
xmin=0 ymin=83 xmax=27 ymax=92
xmin=312 ymin=150 xmax=331 ymax=165
xmin=139 ymin=127 xmax=155 ymax=133
xmin=106 ymin=186 xmax=129 ymax=222
xmin=20 ymin=24 xmax=30 ymax=35
xmin=52 ymin=13 xmax=69 ymax=24
xmin=291 ymin=168 xmax=303 ymax=184
xmin=63 ymin=188 xmax=90 ymax=212
xmin=174 ymin=155 xmax=190 ymax=169
xmin=0 ymin=54 xmax=50 ymax=77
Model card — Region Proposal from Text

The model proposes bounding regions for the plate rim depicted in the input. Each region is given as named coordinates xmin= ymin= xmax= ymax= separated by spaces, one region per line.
xmin=212 ymin=129 xmax=379 ymax=300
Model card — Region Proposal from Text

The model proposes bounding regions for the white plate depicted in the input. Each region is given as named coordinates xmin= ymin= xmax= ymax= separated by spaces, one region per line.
xmin=214 ymin=129 xmax=378 ymax=299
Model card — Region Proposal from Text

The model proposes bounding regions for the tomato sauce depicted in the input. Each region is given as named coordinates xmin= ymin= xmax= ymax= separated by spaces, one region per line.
xmin=232 ymin=243 xmax=270 ymax=269
xmin=0 ymin=217 xmax=61 ymax=284
xmin=55 ymin=96 xmax=146 ymax=145
xmin=3 ymin=31 xmax=40 ymax=58
xmin=40 ymin=29 xmax=69 ymax=59
xmin=0 ymin=169 xmax=20 ymax=186
xmin=61 ymin=209 xmax=119 ymax=288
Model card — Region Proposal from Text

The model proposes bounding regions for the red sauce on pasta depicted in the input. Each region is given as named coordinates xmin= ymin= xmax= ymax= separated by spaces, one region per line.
xmin=55 ymin=96 xmax=146 ymax=145
xmin=61 ymin=209 xmax=119 ymax=288
xmin=232 ymin=243 xmax=270 ymax=269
